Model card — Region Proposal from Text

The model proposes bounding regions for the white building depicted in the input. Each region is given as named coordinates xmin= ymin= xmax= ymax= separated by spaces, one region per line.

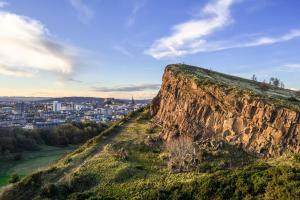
xmin=53 ymin=101 xmax=61 ymax=112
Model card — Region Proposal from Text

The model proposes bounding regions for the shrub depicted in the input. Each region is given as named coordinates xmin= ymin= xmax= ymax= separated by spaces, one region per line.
xmin=146 ymin=125 xmax=156 ymax=134
xmin=287 ymin=97 xmax=300 ymax=102
xmin=8 ymin=174 xmax=20 ymax=184
xmin=114 ymin=166 xmax=146 ymax=183
xmin=166 ymin=136 xmax=200 ymax=172
xmin=40 ymin=184 xmax=58 ymax=198
xmin=259 ymin=82 xmax=271 ymax=91
xmin=64 ymin=174 xmax=98 ymax=193
xmin=104 ymin=144 xmax=129 ymax=161
xmin=113 ymin=148 xmax=129 ymax=161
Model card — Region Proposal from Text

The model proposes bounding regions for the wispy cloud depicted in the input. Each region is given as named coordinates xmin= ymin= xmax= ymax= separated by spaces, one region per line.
xmin=126 ymin=0 xmax=147 ymax=27
xmin=146 ymin=0 xmax=300 ymax=59
xmin=146 ymin=0 xmax=237 ymax=59
xmin=66 ymin=77 xmax=83 ymax=83
xmin=0 ymin=0 xmax=8 ymax=8
xmin=0 ymin=65 xmax=33 ymax=77
xmin=281 ymin=63 xmax=300 ymax=72
xmin=68 ymin=0 xmax=94 ymax=24
xmin=0 ymin=11 xmax=76 ymax=77
xmin=92 ymin=84 xmax=160 ymax=92
xmin=113 ymin=45 xmax=134 ymax=57
xmin=194 ymin=29 xmax=300 ymax=53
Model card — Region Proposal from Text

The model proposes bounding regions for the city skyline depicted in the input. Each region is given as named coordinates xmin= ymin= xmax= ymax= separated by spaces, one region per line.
xmin=0 ymin=0 xmax=300 ymax=99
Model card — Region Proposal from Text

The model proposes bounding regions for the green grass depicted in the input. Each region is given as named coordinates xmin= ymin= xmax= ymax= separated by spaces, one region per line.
xmin=0 ymin=145 xmax=75 ymax=187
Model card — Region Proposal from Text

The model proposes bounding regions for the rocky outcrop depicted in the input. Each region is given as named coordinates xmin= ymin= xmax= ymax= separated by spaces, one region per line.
xmin=151 ymin=64 xmax=300 ymax=157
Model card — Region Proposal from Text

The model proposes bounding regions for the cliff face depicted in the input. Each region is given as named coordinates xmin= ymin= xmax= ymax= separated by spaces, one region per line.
xmin=151 ymin=64 xmax=300 ymax=157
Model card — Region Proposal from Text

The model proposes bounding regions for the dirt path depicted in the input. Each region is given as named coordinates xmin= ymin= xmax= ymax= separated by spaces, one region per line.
xmin=54 ymin=118 xmax=135 ymax=183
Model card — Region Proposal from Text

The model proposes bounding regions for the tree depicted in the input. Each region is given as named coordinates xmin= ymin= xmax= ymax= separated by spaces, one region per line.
xmin=251 ymin=74 xmax=257 ymax=81
xmin=269 ymin=77 xmax=281 ymax=88
xmin=280 ymin=82 xmax=285 ymax=89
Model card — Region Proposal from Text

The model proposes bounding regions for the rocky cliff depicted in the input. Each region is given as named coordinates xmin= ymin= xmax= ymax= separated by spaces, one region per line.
xmin=151 ymin=64 xmax=300 ymax=157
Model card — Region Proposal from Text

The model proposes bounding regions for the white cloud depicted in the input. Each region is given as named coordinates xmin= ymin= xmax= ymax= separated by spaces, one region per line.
xmin=0 ymin=11 xmax=75 ymax=77
xmin=146 ymin=0 xmax=237 ymax=59
xmin=280 ymin=63 xmax=300 ymax=72
xmin=283 ymin=63 xmax=300 ymax=69
xmin=146 ymin=0 xmax=300 ymax=59
xmin=68 ymin=0 xmax=94 ymax=24
xmin=290 ymin=88 xmax=299 ymax=91
xmin=0 ymin=0 xmax=8 ymax=8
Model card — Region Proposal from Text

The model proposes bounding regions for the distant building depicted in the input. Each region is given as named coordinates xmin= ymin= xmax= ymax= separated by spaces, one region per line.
xmin=131 ymin=96 xmax=135 ymax=105
xmin=53 ymin=101 xmax=61 ymax=112
xmin=75 ymin=104 xmax=83 ymax=111
xmin=15 ymin=102 xmax=25 ymax=114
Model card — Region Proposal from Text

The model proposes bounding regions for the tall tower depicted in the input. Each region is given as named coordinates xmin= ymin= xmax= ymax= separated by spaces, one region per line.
xmin=131 ymin=96 xmax=135 ymax=105
xmin=53 ymin=101 xmax=61 ymax=112
xmin=16 ymin=102 xmax=25 ymax=114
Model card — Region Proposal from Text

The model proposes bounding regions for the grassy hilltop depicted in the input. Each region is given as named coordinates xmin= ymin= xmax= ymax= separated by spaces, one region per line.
xmin=167 ymin=64 xmax=300 ymax=111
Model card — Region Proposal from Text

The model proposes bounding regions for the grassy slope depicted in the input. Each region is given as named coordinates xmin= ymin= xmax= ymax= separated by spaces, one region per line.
xmin=0 ymin=145 xmax=75 ymax=187
xmin=167 ymin=64 xmax=300 ymax=111
xmin=3 ymin=108 xmax=299 ymax=199
xmin=59 ymin=110 xmax=300 ymax=200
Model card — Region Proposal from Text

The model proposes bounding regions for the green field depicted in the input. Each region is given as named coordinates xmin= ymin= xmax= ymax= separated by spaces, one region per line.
xmin=0 ymin=145 xmax=76 ymax=187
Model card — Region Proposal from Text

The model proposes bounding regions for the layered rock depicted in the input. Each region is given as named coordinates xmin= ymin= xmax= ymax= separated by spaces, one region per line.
xmin=151 ymin=64 xmax=300 ymax=157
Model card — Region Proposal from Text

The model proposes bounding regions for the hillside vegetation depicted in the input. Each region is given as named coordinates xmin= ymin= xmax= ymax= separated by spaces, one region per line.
xmin=1 ymin=107 xmax=300 ymax=200
xmin=168 ymin=64 xmax=300 ymax=111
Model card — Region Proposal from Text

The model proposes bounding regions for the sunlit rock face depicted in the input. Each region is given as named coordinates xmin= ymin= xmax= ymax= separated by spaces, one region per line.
xmin=151 ymin=64 xmax=300 ymax=157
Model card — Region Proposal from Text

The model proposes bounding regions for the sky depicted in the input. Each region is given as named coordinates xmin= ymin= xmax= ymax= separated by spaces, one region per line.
xmin=0 ymin=0 xmax=299 ymax=99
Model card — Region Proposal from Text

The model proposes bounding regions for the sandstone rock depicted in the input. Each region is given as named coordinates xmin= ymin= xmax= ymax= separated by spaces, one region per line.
xmin=151 ymin=64 xmax=300 ymax=157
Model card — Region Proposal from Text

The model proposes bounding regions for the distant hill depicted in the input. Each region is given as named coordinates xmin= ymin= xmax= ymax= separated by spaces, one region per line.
xmin=0 ymin=97 xmax=49 ymax=102
xmin=37 ymin=97 xmax=107 ymax=104
xmin=0 ymin=96 xmax=151 ymax=104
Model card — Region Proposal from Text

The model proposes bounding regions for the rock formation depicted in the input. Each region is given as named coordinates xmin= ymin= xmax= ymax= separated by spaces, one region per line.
xmin=151 ymin=64 xmax=300 ymax=157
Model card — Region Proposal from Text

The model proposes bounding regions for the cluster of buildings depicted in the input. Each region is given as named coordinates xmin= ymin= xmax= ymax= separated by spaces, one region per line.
xmin=0 ymin=97 xmax=146 ymax=129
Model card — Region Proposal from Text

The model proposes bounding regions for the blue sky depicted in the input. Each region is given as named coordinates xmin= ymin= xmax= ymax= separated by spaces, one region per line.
xmin=0 ymin=0 xmax=299 ymax=99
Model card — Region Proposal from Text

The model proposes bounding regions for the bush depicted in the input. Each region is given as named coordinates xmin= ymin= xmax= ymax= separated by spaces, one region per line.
xmin=64 ymin=174 xmax=98 ymax=193
xmin=166 ymin=136 xmax=200 ymax=172
xmin=259 ymin=82 xmax=271 ymax=91
xmin=114 ymin=166 xmax=146 ymax=183
xmin=104 ymin=144 xmax=129 ymax=161
xmin=287 ymin=97 xmax=300 ymax=102
xmin=40 ymin=183 xmax=58 ymax=198
xmin=113 ymin=148 xmax=129 ymax=161
xmin=8 ymin=174 xmax=20 ymax=184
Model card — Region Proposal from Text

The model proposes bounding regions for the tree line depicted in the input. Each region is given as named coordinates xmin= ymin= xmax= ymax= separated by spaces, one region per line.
xmin=0 ymin=122 xmax=108 ymax=157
